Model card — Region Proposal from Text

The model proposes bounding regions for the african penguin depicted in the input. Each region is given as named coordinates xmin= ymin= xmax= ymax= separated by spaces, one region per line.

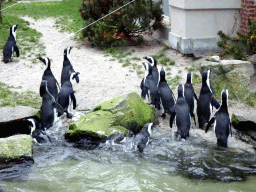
xmin=57 ymin=71 xmax=80 ymax=118
xmin=197 ymin=69 xmax=220 ymax=129
xmin=40 ymin=80 xmax=64 ymax=130
xmin=141 ymin=62 xmax=160 ymax=109
xmin=170 ymin=85 xmax=191 ymax=139
xmin=158 ymin=67 xmax=176 ymax=124
xmin=184 ymin=72 xmax=198 ymax=126
xmin=3 ymin=24 xmax=19 ymax=63
xmin=143 ymin=56 xmax=159 ymax=83
xmin=205 ymin=89 xmax=231 ymax=148
xmin=61 ymin=46 xmax=79 ymax=86
xmin=38 ymin=56 xmax=60 ymax=100
xmin=133 ymin=122 xmax=156 ymax=153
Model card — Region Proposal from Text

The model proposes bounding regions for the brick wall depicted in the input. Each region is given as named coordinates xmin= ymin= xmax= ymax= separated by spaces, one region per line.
xmin=240 ymin=0 xmax=256 ymax=35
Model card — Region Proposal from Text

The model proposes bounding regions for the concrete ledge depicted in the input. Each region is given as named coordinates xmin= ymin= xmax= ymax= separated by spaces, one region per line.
xmin=169 ymin=32 xmax=220 ymax=54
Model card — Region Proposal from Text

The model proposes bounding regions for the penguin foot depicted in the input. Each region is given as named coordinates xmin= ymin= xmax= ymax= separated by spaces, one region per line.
xmin=160 ymin=113 xmax=166 ymax=118
xmin=67 ymin=113 xmax=73 ymax=118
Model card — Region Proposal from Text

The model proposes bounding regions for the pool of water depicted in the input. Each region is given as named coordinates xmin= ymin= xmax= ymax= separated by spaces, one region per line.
xmin=0 ymin=114 xmax=256 ymax=191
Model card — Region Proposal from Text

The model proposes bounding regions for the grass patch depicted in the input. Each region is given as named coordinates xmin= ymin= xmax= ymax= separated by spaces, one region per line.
xmin=193 ymin=73 xmax=201 ymax=84
xmin=167 ymin=75 xmax=181 ymax=89
xmin=246 ymin=92 xmax=256 ymax=107
xmin=0 ymin=82 xmax=41 ymax=109
xmin=153 ymin=46 xmax=175 ymax=66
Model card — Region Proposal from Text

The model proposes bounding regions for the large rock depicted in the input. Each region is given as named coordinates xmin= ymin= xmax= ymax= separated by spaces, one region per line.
xmin=0 ymin=106 xmax=38 ymax=123
xmin=0 ymin=134 xmax=33 ymax=163
xmin=65 ymin=92 xmax=158 ymax=141
xmin=200 ymin=60 xmax=254 ymax=101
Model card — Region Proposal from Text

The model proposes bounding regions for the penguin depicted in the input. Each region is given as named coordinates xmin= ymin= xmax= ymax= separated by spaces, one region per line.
xmin=40 ymin=80 xmax=64 ymax=130
xmin=26 ymin=118 xmax=52 ymax=143
xmin=61 ymin=46 xmax=79 ymax=86
xmin=133 ymin=122 xmax=156 ymax=153
xmin=143 ymin=56 xmax=159 ymax=83
xmin=38 ymin=56 xmax=60 ymax=100
xmin=197 ymin=69 xmax=220 ymax=129
xmin=141 ymin=62 xmax=160 ymax=109
xmin=158 ymin=67 xmax=176 ymax=125
xmin=170 ymin=85 xmax=191 ymax=139
xmin=205 ymin=89 xmax=231 ymax=148
xmin=184 ymin=72 xmax=198 ymax=126
xmin=57 ymin=71 xmax=80 ymax=118
xmin=3 ymin=24 xmax=19 ymax=63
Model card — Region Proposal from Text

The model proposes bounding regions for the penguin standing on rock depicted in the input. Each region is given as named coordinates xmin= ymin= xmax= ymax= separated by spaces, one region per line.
xmin=170 ymin=85 xmax=191 ymax=139
xmin=38 ymin=56 xmax=60 ymax=100
xmin=57 ymin=71 xmax=80 ymax=118
xmin=184 ymin=72 xmax=198 ymax=126
xmin=3 ymin=24 xmax=19 ymax=63
xmin=61 ymin=46 xmax=79 ymax=86
xmin=158 ymin=67 xmax=176 ymax=124
xmin=141 ymin=62 xmax=160 ymax=109
xmin=205 ymin=89 xmax=231 ymax=148
xmin=40 ymin=80 xmax=64 ymax=130
xmin=143 ymin=56 xmax=159 ymax=83
xmin=133 ymin=122 xmax=156 ymax=153
xmin=197 ymin=69 xmax=220 ymax=129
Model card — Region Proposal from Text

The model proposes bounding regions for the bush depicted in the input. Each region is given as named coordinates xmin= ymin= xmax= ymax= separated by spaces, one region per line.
xmin=79 ymin=0 xmax=163 ymax=48
xmin=217 ymin=19 xmax=256 ymax=60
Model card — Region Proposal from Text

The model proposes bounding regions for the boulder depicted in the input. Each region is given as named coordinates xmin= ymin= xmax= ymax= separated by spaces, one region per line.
xmin=200 ymin=60 xmax=254 ymax=101
xmin=0 ymin=134 xmax=33 ymax=163
xmin=65 ymin=92 xmax=158 ymax=141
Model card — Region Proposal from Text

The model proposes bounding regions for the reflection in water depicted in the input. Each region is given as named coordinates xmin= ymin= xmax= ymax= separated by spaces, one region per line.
xmin=0 ymin=113 xmax=256 ymax=191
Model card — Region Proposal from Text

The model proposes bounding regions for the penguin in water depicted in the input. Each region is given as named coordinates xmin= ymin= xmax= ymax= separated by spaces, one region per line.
xmin=143 ymin=56 xmax=159 ymax=83
xmin=40 ymin=80 xmax=64 ymax=130
xmin=133 ymin=122 xmax=156 ymax=153
xmin=184 ymin=72 xmax=198 ymax=126
xmin=57 ymin=71 xmax=80 ymax=118
xmin=3 ymin=24 xmax=19 ymax=63
xmin=141 ymin=62 xmax=160 ymax=109
xmin=38 ymin=56 xmax=60 ymax=100
xmin=61 ymin=46 xmax=79 ymax=86
xmin=170 ymin=85 xmax=191 ymax=139
xmin=197 ymin=69 xmax=220 ymax=129
xmin=26 ymin=118 xmax=52 ymax=143
xmin=205 ymin=89 xmax=231 ymax=148
xmin=158 ymin=67 xmax=176 ymax=125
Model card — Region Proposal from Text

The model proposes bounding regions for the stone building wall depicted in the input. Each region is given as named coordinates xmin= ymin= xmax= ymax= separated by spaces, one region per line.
xmin=240 ymin=0 xmax=256 ymax=34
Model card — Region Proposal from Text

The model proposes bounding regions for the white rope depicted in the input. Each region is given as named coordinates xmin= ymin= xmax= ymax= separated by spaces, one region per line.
xmin=0 ymin=2 xmax=19 ymax=12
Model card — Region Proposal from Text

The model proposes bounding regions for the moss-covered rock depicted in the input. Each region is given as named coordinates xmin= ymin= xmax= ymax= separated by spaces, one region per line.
xmin=200 ymin=60 xmax=254 ymax=101
xmin=0 ymin=134 xmax=33 ymax=163
xmin=65 ymin=92 xmax=157 ymax=141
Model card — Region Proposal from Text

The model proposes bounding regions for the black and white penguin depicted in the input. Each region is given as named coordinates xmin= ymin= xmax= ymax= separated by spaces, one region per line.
xmin=3 ymin=24 xmax=19 ymax=63
xmin=143 ymin=56 xmax=159 ymax=83
xmin=133 ymin=122 xmax=156 ymax=153
xmin=40 ymin=80 xmax=64 ymax=130
xmin=61 ymin=46 xmax=79 ymax=86
xmin=57 ymin=71 xmax=80 ymax=118
xmin=205 ymin=89 xmax=231 ymax=148
xmin=38 ymin=56 xmax=60 ymax=100
xmin=141 ymin=62 xmax=160 ymax=109
xmin=158 ymin=67 xmax=176 ymax=122
xmin=197 ymin=69 xmax=220 ymax=129
xmin=184 ymin=72 xmax=198 ymax=126
xmin=170 ymin=85 xmax=191 ymax=139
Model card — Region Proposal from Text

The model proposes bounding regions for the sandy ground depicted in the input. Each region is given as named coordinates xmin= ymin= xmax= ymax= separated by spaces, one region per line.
xmin=0 ymin=17 xmax=255 ymax=153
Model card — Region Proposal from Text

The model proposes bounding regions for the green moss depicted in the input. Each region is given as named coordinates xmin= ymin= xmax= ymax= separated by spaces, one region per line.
xmin=231 ymin=114 xmax=240 ymax=126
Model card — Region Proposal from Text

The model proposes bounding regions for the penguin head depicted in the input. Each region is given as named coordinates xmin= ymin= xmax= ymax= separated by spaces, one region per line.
xmin=26 ymin=118 xmax=38 ymax=136
xmin=10 ymin=24 xmax=18 ymax=39
xmin=142 ymin=62 xmax=152 ymax=74
xmin=69 ymin=71 xmax=80 ymax=84
xmin=38 ymin=56 xmax=51 ymax=71
xmin=141 ymin=122 xmax=156 ymax=136
xmin=177 ymin=84 xmax=185 ymax=98
xmin=221 ymin=88 xmax=228 ymax=107
xmin=186 ymin=72 xmax=193 ymax=84
xmin=143 ymin=56 xmax=157 ymax=67
xmin=159 ymin=67 xmax=166 ymax=81
xmin=40 ymin=80 xmax=49 ymax=97
xmin=64 ymin=46 xmax=73 ymax=60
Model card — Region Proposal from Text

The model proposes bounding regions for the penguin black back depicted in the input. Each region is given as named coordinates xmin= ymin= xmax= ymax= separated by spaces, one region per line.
xmin=3 ymin=24 xmax=19 ymax=63
xmin=143 ymin=56 xmax=159 ymax=83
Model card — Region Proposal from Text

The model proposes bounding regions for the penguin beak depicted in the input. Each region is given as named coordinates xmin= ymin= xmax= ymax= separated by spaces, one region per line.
xmin=143 ymin=56 xmax=147 ymax=59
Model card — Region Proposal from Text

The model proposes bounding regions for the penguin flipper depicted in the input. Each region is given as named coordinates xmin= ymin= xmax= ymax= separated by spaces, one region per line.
xmin=14 ymin=44 xmax=19 ymax=57
xmin=205 ymin=116 xmax=215 ymax=133
xmin=169 ymin=111 xmax=176 ymax=128
xmin=75 ymin=75 xmax=80 ymax=83
xmin=71 ymin=92 xmax=76 ymax=109
xmin=141 ymin=84 xmax=149 ymax=100
xmin=53 ymin=102 xmax=64 ymax=115
xmin=210 ymin=96 xmax=220 ymax=109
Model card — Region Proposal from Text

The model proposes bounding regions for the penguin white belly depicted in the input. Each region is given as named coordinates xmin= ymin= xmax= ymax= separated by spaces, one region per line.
xmin=67 ymin=95 xmax=72 ymax=114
